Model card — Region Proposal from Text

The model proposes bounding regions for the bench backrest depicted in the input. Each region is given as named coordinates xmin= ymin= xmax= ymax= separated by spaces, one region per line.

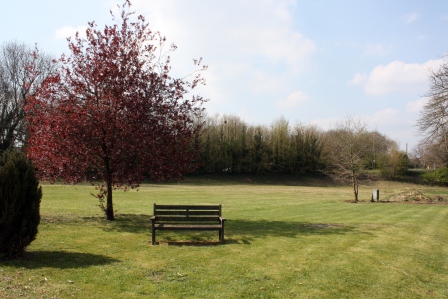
xmin=153 ymin=204 xmax=222 ymax=224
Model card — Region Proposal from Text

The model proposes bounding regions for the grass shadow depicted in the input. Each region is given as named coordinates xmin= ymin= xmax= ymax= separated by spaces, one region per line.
xmin=99 ymin=214 xmax=152 ymax=233
xmin=159 ymin=241 xmax=223 ymax=247
xmin=3 ymin=251 xmax=120 ymax=269
xmin=229 ymin=219 xmax=359 ymax=236
xmin=102 ymin=214 xmax=362 ymax=232
xmin=143 ymin=173 xmax=337 ymax=187
xmin=72 ymin=215 xmax=370 ymax=245
xmin=151 ymin=219 xmax=366 ymax=245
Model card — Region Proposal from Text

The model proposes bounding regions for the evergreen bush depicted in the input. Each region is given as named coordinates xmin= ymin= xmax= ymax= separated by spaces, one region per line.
xmin=0 ymin=150 xmax=42 ymax=260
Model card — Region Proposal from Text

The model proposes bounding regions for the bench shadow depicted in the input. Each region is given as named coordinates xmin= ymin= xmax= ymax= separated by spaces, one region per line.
xmin=4 ymin=251 xmax=120 ymax=269
xmin=98 ymin=215 xmax=366 ymax=245
xmin=159 ymin=241 xmax=223 ymax=247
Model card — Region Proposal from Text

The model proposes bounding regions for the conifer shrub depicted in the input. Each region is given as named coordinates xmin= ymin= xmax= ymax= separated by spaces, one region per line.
xmin=0 ymin=150 xmax=42 ymax=260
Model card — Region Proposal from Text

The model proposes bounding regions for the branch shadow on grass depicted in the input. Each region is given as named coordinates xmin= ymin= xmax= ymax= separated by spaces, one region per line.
xmin=98 ymin=214 xmax=368 ymax=246
xmin=97 ymin=214 xmax=152 ymax=233
xmin=4 ymin=251 xmax=120 ymax=269
xmin=226 ymin=219 xmax=367 ymax=245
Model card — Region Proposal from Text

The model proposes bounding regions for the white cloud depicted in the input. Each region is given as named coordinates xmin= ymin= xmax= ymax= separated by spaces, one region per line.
xmin=363 ymin=43 xmax=391 ymax=56
xmin=310 ymin=108 xmax=419 ymax=149
xmin=128 ymin=0 xmax=316 ymax=118
xmin=401 ymin=12 xmax=419 ymax=24
xmin=310 ymin=109 xmax=403 ymax=131
xmin=55 ymin=26 xmax=87 ymax=39
xmin=132 ymin=0 xmax=315 ymax=75
xmin=235 ymin=27 xmax=315 ymax=71
xmin=278 ymin=91 xmax=309 ymax=109
xmin=309 ymin=117 xmax=338 ymax=131
xmin=364 ymin=108 xmax=417 ymax=148
xmin=249 ymin=71 xmax=289 ymax=94
xmin=348 ymin=72 xmax=367 ymax=85
xmin=365 ymin=108 xmax=401 ymax=126
xmin=406 ymin=97 xmax=429 ymax=113
xmin=364 ymin=59 xmax=444 ymax=95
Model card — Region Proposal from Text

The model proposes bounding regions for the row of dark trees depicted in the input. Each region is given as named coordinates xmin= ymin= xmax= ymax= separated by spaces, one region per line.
xmin=195 ymin=113 xmax=410 ymax=201
xmin=195 ymin=114 xmax=407 ymax=178
xmin=196 ymin=115 xmax=323 ymax=174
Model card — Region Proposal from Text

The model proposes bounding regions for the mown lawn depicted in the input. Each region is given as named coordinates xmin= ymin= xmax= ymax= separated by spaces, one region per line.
xmin=1 ymin=177 xmax=447 ymax=298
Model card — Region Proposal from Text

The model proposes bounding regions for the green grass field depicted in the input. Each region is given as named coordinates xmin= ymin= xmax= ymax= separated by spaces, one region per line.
xmin=1 ymin=176 xmax=448 ymax=298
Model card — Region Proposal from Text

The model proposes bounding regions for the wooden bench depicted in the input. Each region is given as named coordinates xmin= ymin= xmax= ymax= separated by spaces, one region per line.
xmin=150 ymin=204 xmax=226 ymax=245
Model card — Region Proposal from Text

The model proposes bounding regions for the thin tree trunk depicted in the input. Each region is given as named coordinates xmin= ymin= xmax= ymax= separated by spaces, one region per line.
xmin=352 ymin=169 xmax=358 ymax=202
xmin=106 ymin=179 xmax=114 ymax=221
xmin=103 ymin=153 xmax=115 ymax=221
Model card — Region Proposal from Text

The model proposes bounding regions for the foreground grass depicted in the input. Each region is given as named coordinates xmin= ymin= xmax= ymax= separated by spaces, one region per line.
xmin=1 ymin=177 xmax=448 ymax=298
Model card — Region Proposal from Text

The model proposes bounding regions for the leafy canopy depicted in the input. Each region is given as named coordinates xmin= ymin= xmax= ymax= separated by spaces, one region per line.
xmin=26 ymin=0 xmax=207 ymax=220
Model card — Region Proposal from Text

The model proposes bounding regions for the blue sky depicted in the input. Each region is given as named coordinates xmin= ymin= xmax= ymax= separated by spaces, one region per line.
xmin=1 ymin=0 xmax=447 ymax=151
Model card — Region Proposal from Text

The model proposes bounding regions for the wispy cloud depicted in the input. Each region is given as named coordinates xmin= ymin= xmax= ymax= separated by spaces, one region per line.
xmin=55 ymin=26 xmax=87 ymax=39
xmin=310 ymin=108 xmax=417 ymax=148
xmin=361 ymin=59 xmax=444 ymax=95
xmin=278 ymin=91 xmax=310 ymax=109
xmin=348 ymin=72 xmax=367 ymax=85
xmin=365 ymin=108 xmax=401 ymax=126
xmin=401 ymin=12 xmax=419 ymax=24
xmin=131 ymin=0 xmax=316 ymax=115
xmin=363 ymin=43 xmax=392 ymax=56
xmin=406 ymin=97 xmax=429 ymax=113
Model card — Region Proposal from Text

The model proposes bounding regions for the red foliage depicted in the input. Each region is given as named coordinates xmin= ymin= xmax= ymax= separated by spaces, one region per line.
xmin=25 ymin=1 xmax=207 ymax=220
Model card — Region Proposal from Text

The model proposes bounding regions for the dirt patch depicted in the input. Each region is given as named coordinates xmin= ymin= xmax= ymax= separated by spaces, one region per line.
xmin=347 ymin=190 xmax=448 ymax=204
xmin=378 ymin=190 xmax=447 ymax=204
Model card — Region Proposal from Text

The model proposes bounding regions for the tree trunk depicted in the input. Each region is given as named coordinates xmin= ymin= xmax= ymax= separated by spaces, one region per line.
xmin=103 ymin=154 xmax=115 ymax=221
xmin=352 ymin=169 xmax=358 ymax=202
xmin=105 ymin=179 xmax=114 ymax=221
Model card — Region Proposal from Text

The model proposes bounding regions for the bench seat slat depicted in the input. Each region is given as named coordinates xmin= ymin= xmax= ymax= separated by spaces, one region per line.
xmin=155 ymin=205 xmax=221 ymax=210
xmin=155 ymin=211 xmax=221 ymax=216
xmin=153 ymin=216 xmax=222 ymax=222
xmin=153 ymin=224 xmax=223 ymax=230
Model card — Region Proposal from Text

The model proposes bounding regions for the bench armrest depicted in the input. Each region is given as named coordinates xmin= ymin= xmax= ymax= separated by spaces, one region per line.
xmin=219 ymin=217 xmax=226 ymax=223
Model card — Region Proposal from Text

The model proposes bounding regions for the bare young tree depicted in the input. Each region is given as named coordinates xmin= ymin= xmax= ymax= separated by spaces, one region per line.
xmin=416 ymin=56 xmax=448 ymax=165
xmin=323 ymin=116 xmax=370 ymax=202
xmin=0 ymin=41 xmax=55 ymax=153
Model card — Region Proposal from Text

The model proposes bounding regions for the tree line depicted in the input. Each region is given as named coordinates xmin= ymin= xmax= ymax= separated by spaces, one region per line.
xmin=196 ymin=115 xmax=323 ymax=174
xmin=194 ymin=113 xmax=407 ymax=178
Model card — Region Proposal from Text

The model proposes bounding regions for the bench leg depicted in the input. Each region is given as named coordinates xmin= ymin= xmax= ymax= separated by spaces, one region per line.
xmin=220 ymin=227 xmax=225 ymax=244
xmin=152 ymin=226 xmax=156 ymax=245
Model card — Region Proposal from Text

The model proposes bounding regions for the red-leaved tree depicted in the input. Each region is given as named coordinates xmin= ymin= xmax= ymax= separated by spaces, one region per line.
xmin=25 ymin=1 xmax=207 ymax=220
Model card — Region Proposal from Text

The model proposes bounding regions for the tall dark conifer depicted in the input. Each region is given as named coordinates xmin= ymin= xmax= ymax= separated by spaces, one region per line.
xmin=0 ymin=150 xmax=42 ymax=260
